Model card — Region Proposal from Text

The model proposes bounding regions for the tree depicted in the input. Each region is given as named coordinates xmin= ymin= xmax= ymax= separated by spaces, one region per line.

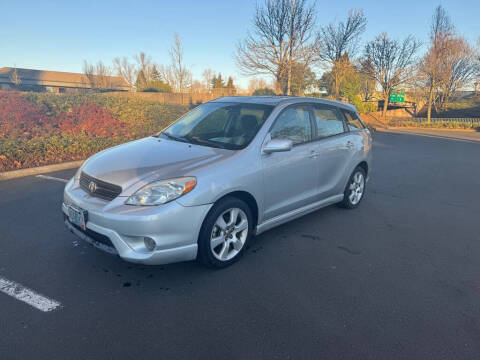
xmin=83 ymin=60 xmax=112 ymax=90
xmin=135 ymin=70 xmax=147 ymax=90
xmin=318 ymin=10 xmax=367 ymax=98
xmin=358 ymin=59 xmax=376 ymax=101
xmin=253 ymin=88 xmax=276 ymax=96
xmin=420 ymin=7 xmax=479 ymax=120
xmin=278 ymin=62 xmax=316 ymax=95
xmin=226 ymin=76 xmax=236 ymax=94
xmin=437 ymin=37 xmax=478 ymax=111
xmin=170 ymin=33 xmax=191 ymax=92
xmin=9 ymin=67 xmax=21 ymax=87
xmin=362 ymin=33 xmax=421 ymax=119
xmin=248 ymin=78 xmax=270 ymax=94
xmin=113 ymin=57 xmax=136 ymax=91
xmin=141 ymin=80 xmax=172 ymax=93
xmin=235 ymin=0 xmax=320 ymax=95
xmin=202 ymin=69 xmax=214 ymax=92
xmin=135 ymin=52 xmax=153 ymax=83
xmin=419 ymin=6 xmax=455 ymax=123
xmin=212 ymin=73 xmax=225 ymax=89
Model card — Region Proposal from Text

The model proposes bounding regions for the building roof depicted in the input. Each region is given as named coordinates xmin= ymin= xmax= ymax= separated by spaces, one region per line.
xmin=212 ymin=95 xmax=357 ymax=111
xmin=0 ymin=67 xmax=129 ymax=91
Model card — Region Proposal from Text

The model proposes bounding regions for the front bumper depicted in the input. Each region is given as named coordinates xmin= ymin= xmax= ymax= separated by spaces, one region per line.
xmin=63 ymin=178 xmax=212 ymax=265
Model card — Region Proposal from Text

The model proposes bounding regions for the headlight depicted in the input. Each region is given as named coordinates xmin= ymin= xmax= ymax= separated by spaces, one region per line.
xmin=125 ymin=177 xmax=196 ymax=206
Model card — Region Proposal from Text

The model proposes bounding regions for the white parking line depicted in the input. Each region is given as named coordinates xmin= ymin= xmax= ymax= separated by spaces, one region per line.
xmin=0 ymin=276 xmax=61 ymax=312
xmin=36 ymin=174 xmax=69 ymax=183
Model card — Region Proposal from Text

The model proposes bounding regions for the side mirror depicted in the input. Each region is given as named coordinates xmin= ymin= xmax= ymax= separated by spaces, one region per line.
xmin=263 ymin=138 xmax=293 ymax=154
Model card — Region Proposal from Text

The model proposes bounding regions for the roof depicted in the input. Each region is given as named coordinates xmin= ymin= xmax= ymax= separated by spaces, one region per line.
xmin=0 ymin=67 xmax=129 ymax=91
xmin=212 ymin=96 xmax=357 ymax=111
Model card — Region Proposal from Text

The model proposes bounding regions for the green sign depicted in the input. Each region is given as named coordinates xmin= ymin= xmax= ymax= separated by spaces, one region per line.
xmin=389 ymin=89 xmax=405 ymax=103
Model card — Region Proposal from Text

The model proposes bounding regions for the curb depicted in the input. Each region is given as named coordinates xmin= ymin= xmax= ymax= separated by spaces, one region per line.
xmin=0 ymin=160 xmax=84 ymax=181
xmin=381 ymin=127 xmax=477 ymax=132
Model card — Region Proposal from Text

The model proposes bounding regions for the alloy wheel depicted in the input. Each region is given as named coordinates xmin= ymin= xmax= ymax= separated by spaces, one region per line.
xmin=348 ymin=172 xmax=365 ymax=205
xmin=210 ymin=208 xmax=249 ymax=261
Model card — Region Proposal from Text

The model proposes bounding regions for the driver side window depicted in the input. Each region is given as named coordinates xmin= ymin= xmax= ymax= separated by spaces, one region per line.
xmin=270 ymin=106 xmax=312 ymax=145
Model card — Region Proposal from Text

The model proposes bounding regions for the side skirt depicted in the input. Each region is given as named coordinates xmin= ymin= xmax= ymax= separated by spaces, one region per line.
xmin=255 ymin=194 xmax=344 ymax=235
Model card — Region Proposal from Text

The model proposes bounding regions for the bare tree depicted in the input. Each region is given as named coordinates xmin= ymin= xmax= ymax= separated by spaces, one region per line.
xmin=170 ymin=33 xmax=191 ymax=92
xmin=83 ymin=60 xmax=112 ymax=90
xmin=248 ymin=77 xmax=270 ymax=94
xmin=202 ymin=69 xmax=214 ymax=92
xmin=318 ymin=9 xmax=367 ymax=98
xmin=113 ymin=57 xmax=136 ymax=91
xmin=437 ymin=37 xmax=478 ymax=110
xmin=135 ymin=52 xmax=153 ymax=83
xmin=419 ymin=6 xmax=455 ymax=122
xmin=362 ymin=33 xmax=421 ymax=119
xmin=235 ymin=0 xmax=320 ymax=95
xmin=83 ymin=61 xmax=96 ymax=89
xmin=475 ymin=38 xmax=480 ymax=95
xmin=157 ymin=64 xmax=175 ymax=88
xmin=9 ymin=66 xmax=21 ymax=87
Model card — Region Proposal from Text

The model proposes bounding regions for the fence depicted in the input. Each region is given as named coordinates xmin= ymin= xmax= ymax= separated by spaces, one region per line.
xmin=413 ymin=117 xmax=480 ymax=123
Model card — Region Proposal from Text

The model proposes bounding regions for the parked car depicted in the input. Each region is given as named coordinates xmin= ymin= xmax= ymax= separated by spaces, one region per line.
xmin=63 ymin=96 xmax=372 ymax=268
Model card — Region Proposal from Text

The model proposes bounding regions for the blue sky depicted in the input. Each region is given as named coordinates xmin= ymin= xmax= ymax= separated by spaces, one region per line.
xmin=1 ymin=0 xmax=479 ymax=88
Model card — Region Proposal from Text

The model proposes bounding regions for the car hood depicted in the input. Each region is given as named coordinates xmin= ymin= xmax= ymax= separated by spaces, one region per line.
xmin=81 ymin=136 xmax=235 ymax=196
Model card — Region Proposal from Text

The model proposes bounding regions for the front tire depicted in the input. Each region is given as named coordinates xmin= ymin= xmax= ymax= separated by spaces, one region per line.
xmin=197 ymin=197 xmax=253 ymax=268
xmin=338 ymin=166 xmax=366 ymax=209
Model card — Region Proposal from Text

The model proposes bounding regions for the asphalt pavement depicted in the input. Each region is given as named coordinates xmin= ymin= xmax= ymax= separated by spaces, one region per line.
xmin=0 ymin=131 xmax=479 ymax=359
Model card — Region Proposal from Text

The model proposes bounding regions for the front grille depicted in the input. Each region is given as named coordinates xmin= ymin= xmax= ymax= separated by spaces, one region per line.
xmin=80 ymin=171 xmax=122 ymax=201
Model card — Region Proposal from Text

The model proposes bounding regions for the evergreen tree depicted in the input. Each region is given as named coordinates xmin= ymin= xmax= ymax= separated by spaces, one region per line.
xmin=135 ymin=70 xmax=147 ymax=90
xmin=226 ymin=76 xmax=235 ymax=89
xmin=212 ymin=73 xmax=225 ymax=89
xmin=151 ymin=65 xmax=161 ymax=81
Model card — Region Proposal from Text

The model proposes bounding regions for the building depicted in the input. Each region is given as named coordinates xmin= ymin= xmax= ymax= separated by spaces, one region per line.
xmin=0 ymin=67 xmax=129 ymax=93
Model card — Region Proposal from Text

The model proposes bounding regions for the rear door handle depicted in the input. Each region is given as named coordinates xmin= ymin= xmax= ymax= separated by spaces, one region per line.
xmin=309 ymin=150 xmax=319 ymax=158
xmin=346 ymin=141 xmax=354 ymax=149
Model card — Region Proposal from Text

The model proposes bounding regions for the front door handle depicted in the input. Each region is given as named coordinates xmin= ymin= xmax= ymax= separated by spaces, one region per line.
xmin=346 ymin=141 xmax=354 ymax=149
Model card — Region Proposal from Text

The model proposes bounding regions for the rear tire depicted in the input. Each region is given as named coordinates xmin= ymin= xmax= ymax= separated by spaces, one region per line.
xmin=338 ymin=166 xmax=366 ymax=209
xmin=197 ymin=197 xmax=253 ymax=268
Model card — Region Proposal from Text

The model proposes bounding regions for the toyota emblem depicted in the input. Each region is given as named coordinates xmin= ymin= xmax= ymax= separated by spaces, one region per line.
xmin=88 ymin=181 xmax=97 ymax=193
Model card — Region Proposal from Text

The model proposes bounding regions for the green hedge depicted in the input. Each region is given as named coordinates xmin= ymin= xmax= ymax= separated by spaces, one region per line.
xmin=0 ymin=92 xmax=189 ymax=172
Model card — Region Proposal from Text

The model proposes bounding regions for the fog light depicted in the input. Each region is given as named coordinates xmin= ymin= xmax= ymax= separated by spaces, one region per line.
xmin=144 ymin=237 xmax=156 ymax=251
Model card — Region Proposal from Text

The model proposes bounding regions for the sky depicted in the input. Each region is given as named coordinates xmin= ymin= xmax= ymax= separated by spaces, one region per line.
xmin=1 ymin=0 xmax=479 ymax=89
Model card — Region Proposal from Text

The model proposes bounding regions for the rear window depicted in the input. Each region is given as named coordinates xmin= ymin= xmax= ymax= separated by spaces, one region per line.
xmin=343 ymin=110 xmax=365 ymax=131
xmin=312 ymin=105 xmax=345 ymax=138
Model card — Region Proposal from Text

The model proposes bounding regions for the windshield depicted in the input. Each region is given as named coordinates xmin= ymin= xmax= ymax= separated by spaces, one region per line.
xmin=160 ymin=102 xmax=274 ymax=150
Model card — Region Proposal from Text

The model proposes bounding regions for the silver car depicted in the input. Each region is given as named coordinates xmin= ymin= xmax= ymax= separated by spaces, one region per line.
xmin=63 ymin=96 xmax=372 ymax=268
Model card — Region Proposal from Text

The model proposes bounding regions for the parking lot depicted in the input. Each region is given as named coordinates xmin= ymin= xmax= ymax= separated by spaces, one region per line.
xmin=1 ymin=131 xmax=479 ymax=359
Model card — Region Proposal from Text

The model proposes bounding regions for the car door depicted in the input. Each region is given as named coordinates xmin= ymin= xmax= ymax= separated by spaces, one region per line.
xmin=261 ymin=105 xmax=319 ymax=220
xmin=310 ymin=104 xmax=353 ymax=199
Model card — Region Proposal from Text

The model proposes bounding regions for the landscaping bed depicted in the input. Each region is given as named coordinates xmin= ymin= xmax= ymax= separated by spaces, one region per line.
xmin=0 ymin=91 xmax=188 ymax=172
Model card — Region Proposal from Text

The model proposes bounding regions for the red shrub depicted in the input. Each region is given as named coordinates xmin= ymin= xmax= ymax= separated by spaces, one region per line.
xmin=0 ymin=91 xmax=50 ymax=137
xmin=58 ymin=104 xmax=125 ymax=137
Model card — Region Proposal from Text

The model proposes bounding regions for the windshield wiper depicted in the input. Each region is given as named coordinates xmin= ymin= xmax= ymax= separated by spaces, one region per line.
xmin=159 ymin=132 xmax=190 ymax=143
xmin=185 ymin=135 xmax=228 ymax=149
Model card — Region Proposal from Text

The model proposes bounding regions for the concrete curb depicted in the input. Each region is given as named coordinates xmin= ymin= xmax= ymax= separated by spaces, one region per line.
xmin=0 ymin=160 xmax=84 ymax=181
xmin=381 ymin=127 xmax=477 ymax=132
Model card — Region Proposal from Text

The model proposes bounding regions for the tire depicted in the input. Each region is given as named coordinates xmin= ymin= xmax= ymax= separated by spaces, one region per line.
xmin=197 ymin=196 xmax=253 ymax=268
xmin=338 ymin=166 xmax=367 ymax=209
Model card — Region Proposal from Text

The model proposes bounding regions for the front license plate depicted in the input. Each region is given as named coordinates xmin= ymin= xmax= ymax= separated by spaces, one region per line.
xmin=67 ymin=205 xmax=87 ymax=230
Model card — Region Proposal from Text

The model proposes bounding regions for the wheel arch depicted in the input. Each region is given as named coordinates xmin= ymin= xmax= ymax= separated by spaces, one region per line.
xmin=357 ymin=161 xmax=369 ymax=175
xmin=214 ymin=191 xmax=259 ymax=229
